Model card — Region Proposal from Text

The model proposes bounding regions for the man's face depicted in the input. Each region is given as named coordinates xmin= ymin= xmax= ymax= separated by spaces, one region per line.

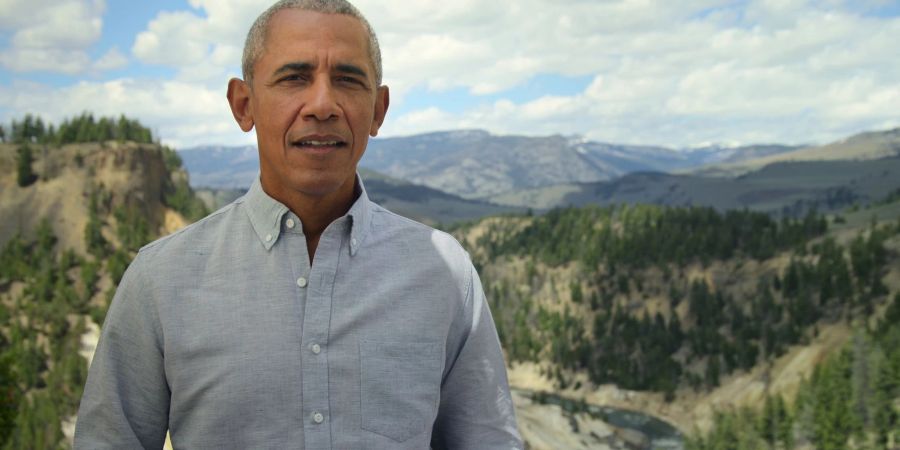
xmin=233 ymin=9 xmax=388 ymax=202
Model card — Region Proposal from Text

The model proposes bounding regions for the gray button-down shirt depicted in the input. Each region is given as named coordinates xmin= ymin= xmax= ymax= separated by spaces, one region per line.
xmin=74 ymin=176 xmax=522 ymax=449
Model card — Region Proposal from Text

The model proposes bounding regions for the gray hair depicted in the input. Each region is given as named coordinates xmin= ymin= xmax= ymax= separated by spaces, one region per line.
xmin=241 ymin=0 xmax=383 ymax=86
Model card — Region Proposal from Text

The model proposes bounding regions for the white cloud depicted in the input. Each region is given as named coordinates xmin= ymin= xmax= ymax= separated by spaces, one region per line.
xmin=132 ymin=11 xmax=213 ymax=67
xmin=3 ymin=0 xmax=899 ymax=147
xmin=0 ymin=79 xmax=253 ymax=149
xmin=130 ymin=0 xmax=267 ymax=82
xmin=0 ymin=0 xmax=129 ymax=75
xmin=0 ymin=47 xmax=92 ymax=74
xmin=93 ymin=47 xmax=128 ymax=71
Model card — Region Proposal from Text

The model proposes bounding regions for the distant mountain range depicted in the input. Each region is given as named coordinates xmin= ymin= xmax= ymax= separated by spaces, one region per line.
xmin=492 ymin=157 xmax=900 ymax=215
xmin=689 ymin=127 xmax=900 ymax=177
xmin=180 ymin=129 xmax=800 ymax=197
xmin=193 ymin=169 xmax=520 ymax=227
xmin=179 ymin=127 xmax=900 ymax=219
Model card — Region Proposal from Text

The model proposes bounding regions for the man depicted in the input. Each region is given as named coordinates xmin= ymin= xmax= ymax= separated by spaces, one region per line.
xmin=74 ymin=0 xmax=522 ymax=449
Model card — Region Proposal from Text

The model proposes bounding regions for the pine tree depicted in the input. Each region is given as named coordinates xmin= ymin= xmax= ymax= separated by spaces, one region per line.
xmin=15 ymin=145 xmax=37 ymax=187
xmin=0 ymin=353 xmax=19 ymax=445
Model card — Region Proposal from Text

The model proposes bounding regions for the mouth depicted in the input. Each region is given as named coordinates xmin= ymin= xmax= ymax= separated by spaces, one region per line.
xmin=290 ymin=135 xmax=348 ymax=152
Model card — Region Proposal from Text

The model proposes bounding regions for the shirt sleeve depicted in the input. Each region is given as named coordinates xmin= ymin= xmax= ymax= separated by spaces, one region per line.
xmin=74 ymin=252 xmax=170 ymax=450
xmin=431 ymin=263 xmax=524 ymax=449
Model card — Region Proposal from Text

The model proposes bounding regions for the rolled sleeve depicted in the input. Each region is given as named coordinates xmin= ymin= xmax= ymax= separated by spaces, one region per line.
xmin=432 ymin=264 xmax=523 ymax=449
xmin=74 ymin=252 xmax=170 ymax=450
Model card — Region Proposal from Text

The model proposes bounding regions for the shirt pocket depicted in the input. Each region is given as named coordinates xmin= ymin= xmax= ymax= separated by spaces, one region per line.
xmin=359 ymin=340 xmax=443 ymax=442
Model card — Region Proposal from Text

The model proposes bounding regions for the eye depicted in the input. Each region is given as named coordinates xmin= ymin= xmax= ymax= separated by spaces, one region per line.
xmin=336 ymin=76 xmax=365 ymax=87
xmin=279 ymin=74 xmax=308 ymax=83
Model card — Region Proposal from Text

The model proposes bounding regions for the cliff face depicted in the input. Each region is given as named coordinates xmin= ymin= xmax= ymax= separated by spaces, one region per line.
xmin=0 ymin=141 xmax=186 ymax=255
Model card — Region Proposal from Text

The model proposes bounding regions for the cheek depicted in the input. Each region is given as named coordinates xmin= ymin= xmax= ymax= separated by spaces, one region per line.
xmin=344 ymin=100 xmax=377 ymax=131
xmin=256 ymin=97 xmax=299 ymax=134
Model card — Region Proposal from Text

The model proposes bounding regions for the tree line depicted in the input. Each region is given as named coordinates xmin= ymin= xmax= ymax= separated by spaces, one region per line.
xmin=485 ymin=204 xmax=827 ymax=269
xmin=1 ymin=113 xmax=153 ymax=146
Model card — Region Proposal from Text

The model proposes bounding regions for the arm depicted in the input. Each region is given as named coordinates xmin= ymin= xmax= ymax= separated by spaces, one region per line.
xmin=431 ymin=264 xmax=523 ymax=449
xmin=74 ymin=253 xmax=169 ymax=450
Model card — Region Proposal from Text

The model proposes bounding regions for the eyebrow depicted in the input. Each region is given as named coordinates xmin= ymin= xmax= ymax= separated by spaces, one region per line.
xmin=271 ymin=62 xmax=369 ymax=79
xmin=272 ymin=62 xmax=314 ymax=77
xmin=335 ymin=63 xmax=368 ymax=79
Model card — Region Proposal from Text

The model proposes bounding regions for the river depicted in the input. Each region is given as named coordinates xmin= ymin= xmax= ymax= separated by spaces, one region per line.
xmin=521 ymin=389 xmax=685 ymax=450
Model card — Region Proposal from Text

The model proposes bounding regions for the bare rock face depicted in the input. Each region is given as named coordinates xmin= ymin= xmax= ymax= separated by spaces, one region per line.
xmin=0 ymin=141 xmax=182 ymax=256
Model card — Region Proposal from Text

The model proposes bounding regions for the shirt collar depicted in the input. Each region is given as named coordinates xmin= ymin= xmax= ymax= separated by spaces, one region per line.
xmin=242 ymin=174 xmax=373 ymax=255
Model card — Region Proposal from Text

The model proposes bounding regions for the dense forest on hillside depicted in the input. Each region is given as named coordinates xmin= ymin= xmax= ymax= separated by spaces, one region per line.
xmin=0 ymin=114 xmax=195 ymax=448
xmin=453 ymin=199 xmax=900 ymax=448
xmin=461 ymin=205 xmax=896 ymax=394
xmin=687 ymin=299 xmax=900 ymax=450
xmin=0 ymin=207 xmax=152 ymax=448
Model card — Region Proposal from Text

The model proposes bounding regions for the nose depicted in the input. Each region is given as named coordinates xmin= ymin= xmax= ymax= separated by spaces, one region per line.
xmin=303 ymin=78 xmax=340 ymax=122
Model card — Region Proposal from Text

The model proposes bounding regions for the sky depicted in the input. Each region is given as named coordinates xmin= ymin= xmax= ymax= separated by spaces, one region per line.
xmin=0 ymin=0 xmax=898 ymax=150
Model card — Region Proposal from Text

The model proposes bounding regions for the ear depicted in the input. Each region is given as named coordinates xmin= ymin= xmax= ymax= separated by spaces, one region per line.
xmin=227 ymin=78 xmax=255 ymax=132
xmin=369 ymin=85 xmax=390 ymax=137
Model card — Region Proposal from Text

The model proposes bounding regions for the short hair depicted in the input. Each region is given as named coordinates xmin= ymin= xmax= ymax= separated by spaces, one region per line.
xmin=241 ymin=0 xmax=383 ymax=86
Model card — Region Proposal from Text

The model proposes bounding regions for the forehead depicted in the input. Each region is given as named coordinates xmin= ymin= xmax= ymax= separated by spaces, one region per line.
xmin=261 ymin=9 xmax=371 ymax=68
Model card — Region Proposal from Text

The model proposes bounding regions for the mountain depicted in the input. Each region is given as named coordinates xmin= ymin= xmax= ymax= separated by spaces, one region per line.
xmin=690 ymin=127 xmax=900 ymax=177
xmin=361 ymin=130 xmax=683 ymax=199
xmin=361 ymin=131 xmax=801 ymax=199
xmin=356 ymin=169 xmax=522 ymax=226
xmin=680 ymin=143 xmax=801 ymax=166
xmin=490 ymin=156 xmax=900 ymax=215
xmin=181 ymin=131 xmax=801 ymax=202
xmin=193 ymin=169 xmax=522 ymax=227
xmin=177 ymin=144 xmax=258 ymax=189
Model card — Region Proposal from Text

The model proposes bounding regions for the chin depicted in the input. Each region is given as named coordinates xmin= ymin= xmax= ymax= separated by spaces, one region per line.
xmin=290 ymin=171 xmax=354 ymax=197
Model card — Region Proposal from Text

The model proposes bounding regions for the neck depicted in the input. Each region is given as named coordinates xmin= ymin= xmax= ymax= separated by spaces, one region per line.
xmin=260 ymin=176 xmax=358 ymax=263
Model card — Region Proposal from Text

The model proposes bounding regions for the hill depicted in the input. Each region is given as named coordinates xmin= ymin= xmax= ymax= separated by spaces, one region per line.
xmin=449 ymin=199 xmax=900 ymax=447
xmin=176 ymin=144 xmax=259 ymax=189
xmin=0 ymin=133 xmax=207 ymax=448
xmin=690 ymin=127 xmax=900 ymax=177
xmin=491 ymin=156 xmax=900 ymax=215
xmin=356 ymin=169 xmax=522 ymax=226
xmin=0 ymin=142 xmax=202 ymax=253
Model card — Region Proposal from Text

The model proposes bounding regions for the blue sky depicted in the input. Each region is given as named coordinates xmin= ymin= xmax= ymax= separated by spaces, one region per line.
xmin=1 ymin=0 xmax=898 ymax=149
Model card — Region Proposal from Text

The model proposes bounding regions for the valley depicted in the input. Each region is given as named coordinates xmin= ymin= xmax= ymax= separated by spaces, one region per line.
xmin=1 ymin=118 xmax=899 ymax=449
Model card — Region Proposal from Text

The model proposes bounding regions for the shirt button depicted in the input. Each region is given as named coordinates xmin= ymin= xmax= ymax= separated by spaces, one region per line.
xmin=265 ymin=234 xmax=272 ymax=242
xmin=286 ymin=219 xmax=295 ymax=229
xmin=310 ymin=343 xmax=321 ymax=354
xmin=297 ymin=277 xmax=308 ymax=288
xmin=312 ymin=412 xmax=324 ymax=424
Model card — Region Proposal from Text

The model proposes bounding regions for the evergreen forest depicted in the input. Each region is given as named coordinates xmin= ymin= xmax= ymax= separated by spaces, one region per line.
xmin=0 ymin=114 xmax=202 ymax=448
xmin=452 ymin=200 xmax=900 ymax=448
